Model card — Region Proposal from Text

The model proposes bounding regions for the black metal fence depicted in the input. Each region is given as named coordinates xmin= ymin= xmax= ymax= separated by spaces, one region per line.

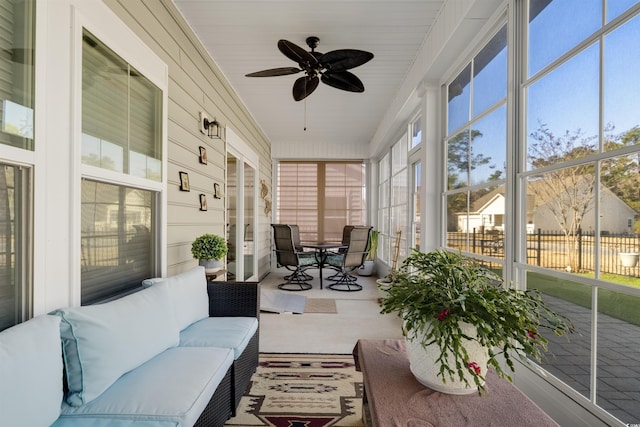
xmin=447 ymin=228 xmax=640 ymax=277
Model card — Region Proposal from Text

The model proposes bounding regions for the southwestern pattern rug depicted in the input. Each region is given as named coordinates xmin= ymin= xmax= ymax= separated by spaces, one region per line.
xmin=225 ymin=354 xmax=364 ymax=427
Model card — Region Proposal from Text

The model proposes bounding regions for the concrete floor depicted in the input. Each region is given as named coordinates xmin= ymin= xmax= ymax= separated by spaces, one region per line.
xmin=258 ymin=267 xmax=403 ymax=354
xmin=257 ymin=266 xmax=639 ymax=424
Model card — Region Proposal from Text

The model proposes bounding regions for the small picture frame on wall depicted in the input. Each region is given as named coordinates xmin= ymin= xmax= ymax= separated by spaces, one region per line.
xmin=199 ymin=194 xmax=208 ymax=211
xmin=199 ymin=146 xmax=207 ymax=164
xmin=179 ymin=172 xmax=190 ymax=191
xmin=213 ymin=183 xmax=222 ymax=199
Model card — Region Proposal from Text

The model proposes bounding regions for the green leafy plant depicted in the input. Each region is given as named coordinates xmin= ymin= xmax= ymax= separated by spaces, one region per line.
xmin=365 ymin=229 xmax=379 ymax=261
xmin=191 ymin=234 xmax=228 ymax=261
xmin=378 ymin=249 xmax=574 ymax=393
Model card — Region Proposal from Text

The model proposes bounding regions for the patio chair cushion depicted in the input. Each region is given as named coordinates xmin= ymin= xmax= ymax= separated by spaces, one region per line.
xmin=0 ymin=315 xmax=63 ymax=427
xmin=299 ymin=252 xmax=317 ymax=266
xmin=325 ymin=253 xmax=345 ymax=267
xmin=54 ymin=346 xmax=233 ymax=427
xmin=53 ymin=282 xmax=180 ymax=406
xmin=142 ymin=266 xmax=209 ymax=331
xmin=179 ymin=316 xmax=259 ymax=359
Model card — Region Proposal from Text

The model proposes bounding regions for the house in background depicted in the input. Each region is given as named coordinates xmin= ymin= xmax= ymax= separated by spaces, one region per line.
xmin=457 ymin=184 xmax=638 ymax=235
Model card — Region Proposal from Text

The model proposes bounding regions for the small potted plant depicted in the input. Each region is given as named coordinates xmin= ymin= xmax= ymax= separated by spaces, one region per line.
xmin=378 ymin=249 xmax=574 ymax=395
xmin=191 ymin=233 xmax=228 ymax=273
xmin=358 ymin=229 xmax=379 ymax=276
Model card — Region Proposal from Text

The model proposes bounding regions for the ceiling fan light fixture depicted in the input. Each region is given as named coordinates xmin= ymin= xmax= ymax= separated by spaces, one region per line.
xmin=246 ymin=36 xmax=373 ymax=101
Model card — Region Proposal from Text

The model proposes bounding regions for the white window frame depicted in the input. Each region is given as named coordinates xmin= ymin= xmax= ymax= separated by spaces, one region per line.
xmin=70 ymin=8 xmax=168 ymax=306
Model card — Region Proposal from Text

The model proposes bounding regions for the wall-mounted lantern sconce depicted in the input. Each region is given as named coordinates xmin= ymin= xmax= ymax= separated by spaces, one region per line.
xmin=199 ymin=111 xmax=222 ymax=139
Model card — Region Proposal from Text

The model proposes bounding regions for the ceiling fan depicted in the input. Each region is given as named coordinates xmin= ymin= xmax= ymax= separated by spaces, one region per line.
xmin=245 ymin=36 xmax=374 ymax=101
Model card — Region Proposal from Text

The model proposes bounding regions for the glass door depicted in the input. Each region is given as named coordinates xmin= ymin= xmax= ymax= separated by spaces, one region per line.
xmin=226 ymin=154 xmax=238 ymax=280
xmin=226 ymin=127 xmax=258 ymax=282
xmin=243 ymin=162 xmax=255 ymax=280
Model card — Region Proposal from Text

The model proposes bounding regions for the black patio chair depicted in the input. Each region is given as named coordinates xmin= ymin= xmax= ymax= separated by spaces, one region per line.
xmin=325 ymin=226 xmax=372 ymax=291
xmin=271 ymin=224 xmax=316 ymax=291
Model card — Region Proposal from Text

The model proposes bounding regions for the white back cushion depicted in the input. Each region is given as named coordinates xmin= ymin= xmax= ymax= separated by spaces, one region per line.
xmin=0 ymin=315 xmax=63 ymax=426
xmin=54 ymin=282 xmax=180 ymax=406
xmin=142 ymin=266 xmax=209 ymax=331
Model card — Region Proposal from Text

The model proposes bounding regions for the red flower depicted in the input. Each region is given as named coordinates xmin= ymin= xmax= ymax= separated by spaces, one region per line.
xmin=526 ymin=329 xmax=537 ymax=340
xmin=436 ymin=308 xmax=450 ymax=321
xmin=467 ymin=361 xmax=481 ymax=375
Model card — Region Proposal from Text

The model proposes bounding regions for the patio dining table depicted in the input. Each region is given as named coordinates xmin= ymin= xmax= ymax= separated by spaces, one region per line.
xmin=301 ymin=242 xmax=347 ymax=289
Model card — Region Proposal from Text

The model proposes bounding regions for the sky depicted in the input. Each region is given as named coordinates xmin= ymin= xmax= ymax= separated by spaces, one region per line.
xmin=447 ymin=0 xmax=640 ymax=185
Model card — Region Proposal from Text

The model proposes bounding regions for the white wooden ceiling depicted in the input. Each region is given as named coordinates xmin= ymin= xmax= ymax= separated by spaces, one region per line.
xmin=173 ymin=0 xmax=447 ymax=156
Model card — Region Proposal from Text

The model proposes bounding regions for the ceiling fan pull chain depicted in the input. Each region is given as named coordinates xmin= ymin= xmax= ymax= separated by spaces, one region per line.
xmin=304 ymin=98 xmax=307 ymax=131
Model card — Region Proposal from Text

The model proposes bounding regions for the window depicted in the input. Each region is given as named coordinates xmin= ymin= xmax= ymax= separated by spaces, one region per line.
xmin=411 ymin=161 xmax=421 ymax=251
xmin=390 ymin=137 xmax=408 ymax=260
xmin=0 ymin=0 xmax=35 ymax=151
xmin=81 ymin=180 xmax=156 ymax=305
xmin=410 ymin=116 xmax=422 ymax=149
xmin=522 ymin=2 xmax=640 ymax=421
xmin=0 ymin=164 xmax=31 ymax=331
xmin=444 ymin=24 xmax=508 ymax=261
xmin=277 ymin=161 xmax=366 ymax=242
xmin=378 ymin=154 xmax=390 ymax=262
xmin=80 ymin=30 xmax=163 ymax=303
xmin=82 ymin=31 xmax=162 ymax=180
xmin=0 ymin=0 xmax=35 ymax=331
xmin=377 ymin=134 xmax=412 ymax=266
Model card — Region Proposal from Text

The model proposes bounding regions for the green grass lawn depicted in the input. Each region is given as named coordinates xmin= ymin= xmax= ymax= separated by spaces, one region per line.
xmin=528 ymin=272 xmax=640 ymax=326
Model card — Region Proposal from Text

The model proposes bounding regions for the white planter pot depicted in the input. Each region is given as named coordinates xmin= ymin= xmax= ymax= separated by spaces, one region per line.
xmin=619 ymin=252 xmax=639 ymax=268
xmin=358 ymin=260 xmax=375 ymax=276
xmin=376 ymin=278 xmax=392 ymax=286
xmin=406 ymin=321 xmax=489 ymax=395
xmin=199 ymin=259 xmax=221 ymax=273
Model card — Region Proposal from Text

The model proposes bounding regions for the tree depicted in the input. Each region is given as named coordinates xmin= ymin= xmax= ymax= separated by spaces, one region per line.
xmin=528 ymin=122 xmax=597 ymax=272
xmin=602 ymin=126 xmax=640 ymax=232
xmin=446 ymin=129 xmax=501 ymax=231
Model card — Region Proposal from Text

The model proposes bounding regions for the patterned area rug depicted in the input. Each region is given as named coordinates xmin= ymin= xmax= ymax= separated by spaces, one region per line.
xmin=225 ymin=354 xmax=364 ymax=427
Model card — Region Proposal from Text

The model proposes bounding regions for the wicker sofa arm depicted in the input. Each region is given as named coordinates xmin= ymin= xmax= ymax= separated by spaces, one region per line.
xmin=206 ymin=281 xmax=259 ymax=318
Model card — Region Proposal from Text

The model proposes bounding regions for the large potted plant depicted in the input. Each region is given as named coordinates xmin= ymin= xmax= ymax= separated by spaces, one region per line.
xmin=358 ymin=229 xmax=379 ymax=276
xmin=191 ymin=233 xmax=228 ymax=273
xmin=378 ymin=249 xmax=574 ymax=395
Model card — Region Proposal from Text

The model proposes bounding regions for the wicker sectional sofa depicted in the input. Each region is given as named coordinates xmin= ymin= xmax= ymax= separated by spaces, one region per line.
xmin=0 ymin=267 xmax=259 ymax=427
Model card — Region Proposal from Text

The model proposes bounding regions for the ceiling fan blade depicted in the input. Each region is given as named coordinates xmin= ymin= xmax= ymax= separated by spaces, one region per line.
xmin=245 ymin=67 xmax=302 ymax=77
xmin=292 ymin=75 xmax=320 ymax=101
xmin=278 ymin=39 xmax=318 ymax=68
xmin=319 ymin=49 xmax=374 ymax=72
xmin=321 ymin=71 xmax=365 ymax=93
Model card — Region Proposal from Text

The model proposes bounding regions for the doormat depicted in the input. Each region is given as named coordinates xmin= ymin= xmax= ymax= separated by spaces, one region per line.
xmin=225 ymin=353 xmax=363 ymax=427
xmin=304 ymin=298 xmax=337 ymax=314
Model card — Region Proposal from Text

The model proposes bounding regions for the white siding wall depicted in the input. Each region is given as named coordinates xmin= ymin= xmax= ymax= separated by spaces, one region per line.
xmin=105 ymin=0 xmax=272 ymax=279
xmin=36 ymin=0 xmax=271 ymax=314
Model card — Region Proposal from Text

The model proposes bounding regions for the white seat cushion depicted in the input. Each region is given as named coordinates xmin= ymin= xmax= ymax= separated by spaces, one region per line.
xmin=179 ymin=317 xmax=259 ymax=359
xmin=57 ymin=347 xmax=233 ymax=427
